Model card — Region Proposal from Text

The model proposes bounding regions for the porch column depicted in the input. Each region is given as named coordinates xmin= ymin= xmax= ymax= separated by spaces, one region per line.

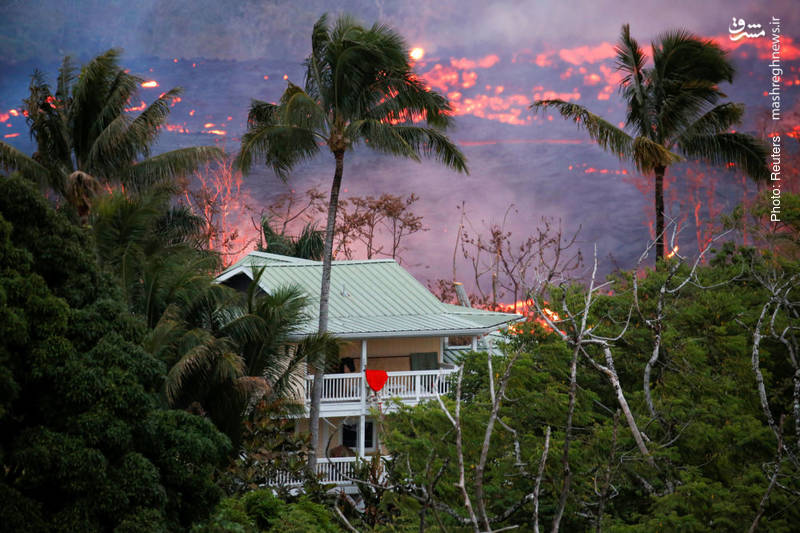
xmin=358 ymin=339 xmax=367 ymax=457
xmin=471 ymin=335 xmax=478 ymax=351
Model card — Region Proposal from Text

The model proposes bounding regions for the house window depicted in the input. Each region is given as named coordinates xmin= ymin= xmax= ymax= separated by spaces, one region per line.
xmin=342 ymin=420 xmax=375 ymax=450
xmin=410 ymin=352 xmax=438 ymax=370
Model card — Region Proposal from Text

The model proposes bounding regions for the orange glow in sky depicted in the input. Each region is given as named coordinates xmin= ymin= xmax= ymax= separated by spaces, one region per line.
xmin=410 ymin=47 xmax=425 ymax=61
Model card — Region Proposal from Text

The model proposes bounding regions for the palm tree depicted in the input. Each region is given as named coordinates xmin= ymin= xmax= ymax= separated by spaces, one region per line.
xmin=147 ymin=275 xmax=339 ymax=445
xmin=92 ymin=186 xmax=336 ymax=445
xmin=0 ymin=49 xmax=221 ymax=220
xmin=92 ymin=186 xmax=218 ymax=328
xmin=259 ymin=217 xmax=325 ymax=260
xmin=235 ymin=13 xmax=468 ymax=469
xmin=532 ymin=24 xmax=769 ymax=261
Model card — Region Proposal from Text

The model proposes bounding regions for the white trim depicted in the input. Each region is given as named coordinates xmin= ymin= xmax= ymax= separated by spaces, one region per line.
xmin=359 ymin=339 xmax=367 ymax=457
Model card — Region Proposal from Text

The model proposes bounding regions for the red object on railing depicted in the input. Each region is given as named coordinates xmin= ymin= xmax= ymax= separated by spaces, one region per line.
xmin=365 ymin=369 xmax=388 ymax=392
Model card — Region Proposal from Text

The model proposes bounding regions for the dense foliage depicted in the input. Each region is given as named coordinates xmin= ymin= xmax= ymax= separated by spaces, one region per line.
xmin=0 ymin=14 xmax=795 ymax=533
xmin=194 ymin=489 xmax=340 ymax=533
xmin=379 ymin=240 xmax=800 ymax=532
xmin=0 ymin=177 xmax=231 ymax=531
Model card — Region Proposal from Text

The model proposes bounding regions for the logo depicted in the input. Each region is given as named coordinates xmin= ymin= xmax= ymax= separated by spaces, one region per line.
xmin=729 ymin=17 xmax=766 ymax=41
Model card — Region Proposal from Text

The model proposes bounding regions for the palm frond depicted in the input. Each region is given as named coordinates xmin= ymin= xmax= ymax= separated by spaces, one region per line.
xmin=632 ymin=136 xmax=682 ymax=172
xmin=674 ymin=102 xmax=744 ymax=143
xmin=296 ymin=332 xmax=341 ymax=373
xmin=84 ymin=113 xmax=133 ymax=177
xmin=365 ymin=74 xmax=454 ymax=129
xmin=23 ymin=73 xmax=73 ymax=178
xmin=351 ymin=120 xmax=468 ymax=173
xmin=616 ymin=24 xmax=650 ymax=136
xmin=125 ymin=146 xmax=223 ymax=191
xmin=214 ymin=350 xmax=246 ymax=384
xmin=55 ymin=56 xmax=76 ymax=102
xmin=71 ymin=49 xmax=124 ymax=163
xmin=305 ymin=13 xmax=332 ymax=103
xmin=153 ymin=205 xmax=206 ymax=247
xmin=531 ymin=100 xmax=634 ymax=158
xmin=281 ymin=83 xmax=328 ymax=132
xmin=656 ymin=80 xmax=727 ymax=141
xmin=652 ymin=29 xmax=734 ymax=85
xmin=91 ymin=69 xmax=142 ymax=143
xmin=165 ymin=332 xmax=219 ymax=404
xmin=246 ymin=99 xmax=279 ymax=125
xmin=259 ymin=217 xmax=296 ymax=256
xmin=0 ymin=141 xmax=52 ymax=186
xmin=295 ymin=223 xmax=324 ymax=260
xmin=235 ymin=122 xmax=319 ymax=178
xmin=678 ymin=132 xmax=769 ymax=180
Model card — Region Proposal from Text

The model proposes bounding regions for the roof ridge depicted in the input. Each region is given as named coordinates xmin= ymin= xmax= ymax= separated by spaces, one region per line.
xmin=237 ymin=258 xmax=398 ymax=268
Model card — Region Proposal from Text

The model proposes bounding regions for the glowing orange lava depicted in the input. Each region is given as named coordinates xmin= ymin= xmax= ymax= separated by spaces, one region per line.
xmin=164 ymin=124 xmax=189 ymax=133
xmin=494 ymin=299 xmax=563 ymax=333
xmin=124 ymin=100 xmax=146 ymax=112
xmin=666 ymin=245 xmax=679 ymax=259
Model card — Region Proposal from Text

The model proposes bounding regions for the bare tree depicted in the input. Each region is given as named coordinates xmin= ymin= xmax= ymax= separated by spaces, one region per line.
xmin=180 ymin=158 xmax=256 ymax=265
xmin=530 ymin=245 xmax=657 ymax=532
xmin=631 ymin=223 xmax=740 ymax=421
xmin=257 ymin=185 xmax=326 ymax=237
xmin=329 ymin=193 xmax=426 ymax=262
xmin=741 ymin=264 xmax=800 ymax=469
xmin=431 ymin=202 xmax=582 ymax=310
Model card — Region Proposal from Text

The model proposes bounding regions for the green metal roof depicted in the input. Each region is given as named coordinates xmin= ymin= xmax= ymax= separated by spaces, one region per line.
xmin=217 ymin=253 xmax=521 ymax=339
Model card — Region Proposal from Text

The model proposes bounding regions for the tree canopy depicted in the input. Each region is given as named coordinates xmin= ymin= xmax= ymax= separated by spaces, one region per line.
xmin=0 ymin=176 xmax=231 ymax=532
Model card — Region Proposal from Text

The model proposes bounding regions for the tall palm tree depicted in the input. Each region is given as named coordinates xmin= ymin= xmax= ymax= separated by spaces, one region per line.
xmin=532 ymin=24 xmax=769 ymax=261
xmin=236 ymin=13 xmax=468 ymax=469
xmin=0 ymin=49 xmax=221 ymax=220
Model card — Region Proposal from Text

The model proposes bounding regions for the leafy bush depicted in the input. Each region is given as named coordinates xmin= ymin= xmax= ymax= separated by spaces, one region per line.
xmin=0 ymin=176 xmax=231 ymax=531
xmin=195 ymin=490 xmax=341 ymax=533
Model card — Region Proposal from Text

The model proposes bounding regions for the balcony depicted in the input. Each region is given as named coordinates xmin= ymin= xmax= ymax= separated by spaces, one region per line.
xmin=269 ymin=456 xmax=391 ymax=488
xmin=304 ymin=368 xmax=458 ymax=417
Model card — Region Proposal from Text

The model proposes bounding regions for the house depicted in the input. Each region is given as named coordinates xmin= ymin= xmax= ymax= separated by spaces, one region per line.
xmin=216 ymin=251 xmax=521 ymax=487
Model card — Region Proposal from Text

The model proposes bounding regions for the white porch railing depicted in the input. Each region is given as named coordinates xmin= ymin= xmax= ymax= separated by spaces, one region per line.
xmin=269 ymin=456 xmax=389 ymax=487
xmin=305 ymin=368 xmax=458 ymax=404
xmin=305 ymin=373 xmax=361 ymax=402
xmin=316 ymin=456 xmax=358 ymax=484
xmin=382 ymin=369 xmax=456 ymax=401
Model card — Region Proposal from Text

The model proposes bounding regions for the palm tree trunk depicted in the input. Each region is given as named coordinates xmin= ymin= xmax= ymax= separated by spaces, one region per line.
xmin=654 ymin=166 xmax=666 ymax=262
xmin=308 ymin=149 xmax=344 ymax=472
